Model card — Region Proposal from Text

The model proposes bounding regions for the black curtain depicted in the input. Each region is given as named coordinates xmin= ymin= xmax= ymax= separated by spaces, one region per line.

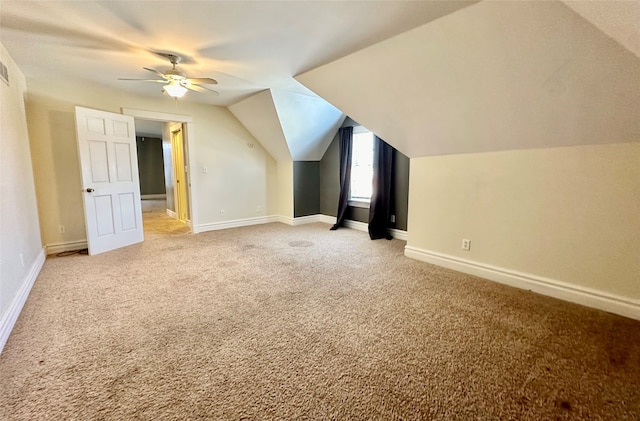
xmin=368 ymin=136 xmax=393 ymax=240
xmin=330 ymin=127 xmax=353 ymax=230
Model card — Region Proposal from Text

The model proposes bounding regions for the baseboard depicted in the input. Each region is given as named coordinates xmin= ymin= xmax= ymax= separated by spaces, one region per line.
xmin=166 ymin=209 xmax=177 ymax=219
xmin=344 ymin=219 xmax=407 ymax=241
xmin=291 ymin=215 xmax=322 ymax=226
xmin=141 ymin=194 xmax=166 ymax=200
xmin=344 ymin=219 xmax=368 ymax=232
xmin=318 ymin=214 xmax=335 ymax=225
xmin=389 ymin=228 xmax=408 ymax=241
xmin=45 ymin=240 xmax=88 ymax=255
xmin=404 ymin=245 xmax=640 ymax=321
xmin=277 ymin=216 xmax=295 ymax=226
xmin=194 ymin=214 xmax=407 ymax=240
xmin=195 ymin=216 xmax=279 ymax=232
xmin=280 ymin=214 xmax=335 ymax=226
xmin=0 ymin=248 xmax=46 ymax=353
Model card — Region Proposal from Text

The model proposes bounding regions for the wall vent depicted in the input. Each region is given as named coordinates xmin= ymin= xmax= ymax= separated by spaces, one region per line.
xmin=0 ymin=61 xmax=9 ymax=86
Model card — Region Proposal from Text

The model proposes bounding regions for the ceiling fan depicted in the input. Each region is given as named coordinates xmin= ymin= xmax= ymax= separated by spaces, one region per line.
xmin=119 ymin=53 xmax=218 ymax=98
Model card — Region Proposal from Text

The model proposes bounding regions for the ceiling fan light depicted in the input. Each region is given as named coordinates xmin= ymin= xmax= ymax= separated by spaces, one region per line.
xmin=164 ymin=82 xmax=188 ymax=98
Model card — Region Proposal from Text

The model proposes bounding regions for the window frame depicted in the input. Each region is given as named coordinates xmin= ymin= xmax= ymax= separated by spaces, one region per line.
xmin=348 ymin=125 xmax=374 ymax=208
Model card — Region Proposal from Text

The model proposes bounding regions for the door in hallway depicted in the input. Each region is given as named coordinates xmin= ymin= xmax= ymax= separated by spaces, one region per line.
xmin=171 ymin=124 xmax=189 ymax=222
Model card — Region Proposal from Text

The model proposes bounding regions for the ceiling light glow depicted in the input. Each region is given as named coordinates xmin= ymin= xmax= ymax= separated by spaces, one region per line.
xmin=164 ymin=82 xmax=188 ymax=98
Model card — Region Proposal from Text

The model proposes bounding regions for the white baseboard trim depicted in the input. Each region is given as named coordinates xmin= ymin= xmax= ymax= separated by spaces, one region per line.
xmin=195 ymin=216 xmax=279 ymax=232
xmin=281 ymin=214 xmax=334 ymax=226
xmin=193 ymin=214 xmax=407 ymax=240
xmin=318 ymin=214 xmax=335 ymax=225
xmin=45 ymin=240 xmax=88 ymax=255
xmin=277 ymin=216 xmax=295 ymax=226
xmin=344 ymin=219 xmax=407 ymax=241
xmin=291 ymin=215 xmax=322 ymax=225
xmin=0 ymin=248 xmax=46 ymax=353
xmin=141 ymin=194 xmax=166 ymax=200
xmin=166 ymin=209 xmax=177 ymax=219
xmin=344 ymin=219 xmax=368 ymax=232
xmin=389 ymin=228 xmax=408 ymax=241
xmin=404 ymin=245 xmax=640 ymax=321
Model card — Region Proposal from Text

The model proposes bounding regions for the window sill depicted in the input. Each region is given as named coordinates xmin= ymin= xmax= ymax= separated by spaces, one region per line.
xmin=348 ymin=200 xmax=370 ymax=209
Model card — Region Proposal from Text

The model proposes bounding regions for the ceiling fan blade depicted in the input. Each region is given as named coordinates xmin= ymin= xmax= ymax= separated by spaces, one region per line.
xmin=185 ymin=84 xmax=220 ymax=95
xmin=118 ymin=78 xmax=165 ymax=82
xmin=186 ymin=77 xmax=218 ymax=85
xmin=143 ymin=67 xmax=167 ymax=78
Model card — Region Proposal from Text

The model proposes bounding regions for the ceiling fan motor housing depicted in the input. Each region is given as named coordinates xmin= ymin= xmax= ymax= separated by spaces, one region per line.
xmin=164 ymin=68 xmax=186 ymax=80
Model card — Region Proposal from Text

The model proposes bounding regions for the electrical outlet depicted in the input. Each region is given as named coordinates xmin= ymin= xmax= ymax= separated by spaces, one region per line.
xmin=256 ymin=205 xmax=262 ymax=213
xmin=462 ymin=239 xmax=471 ymax=251
xmin=220 ymin=209 xmax=225 ymax=215
xmin=390 ymin=214 xmax=396 ymax=223
xmin=59 ymin=225 xmax=65 ymax=234
xmin=202 ymin=165 xmax=208 ymax=174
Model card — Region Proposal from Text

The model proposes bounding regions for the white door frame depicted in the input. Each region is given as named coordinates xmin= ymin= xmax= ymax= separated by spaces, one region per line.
xmin=121 ymin=108 xmax=198 ymax=232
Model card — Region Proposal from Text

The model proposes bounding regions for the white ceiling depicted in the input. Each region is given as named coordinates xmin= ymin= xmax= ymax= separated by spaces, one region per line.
xmin=297 ymin=0 xmax=640 ymax=158
xmin=0 ymin=0 xmax=475 ymax=107
xmin=230 ymin=89 xmax=345 ymax=160
xmin=134 ymin=119 xmax=164 ymax=137
xmin=563 ymin=0 xmax=640 ymax=59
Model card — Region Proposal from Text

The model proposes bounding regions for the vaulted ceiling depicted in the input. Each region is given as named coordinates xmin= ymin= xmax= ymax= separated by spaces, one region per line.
xmin=0 ymin=0 xmax=475 ymax=106
xmin=296 ymin=0 xmax=640 ymax=158
xmin=2 ymin=1 xmax=638 ymax=161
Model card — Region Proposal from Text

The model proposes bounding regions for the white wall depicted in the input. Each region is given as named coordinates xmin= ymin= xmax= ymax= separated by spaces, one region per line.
xmin=25 ymin=78 xmax=278 ymax=247
xmin=407 ymin=143 xmax=640 ymax=317
xmin=0 ymin=43 xmax=44 ymax=351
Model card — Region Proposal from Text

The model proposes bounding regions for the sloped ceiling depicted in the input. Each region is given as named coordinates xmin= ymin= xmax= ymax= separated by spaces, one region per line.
xmin=0 ymin=0 xmax=476 ymax=107
xmin=230 ymin=89 xmax=345 ymax=161
xmin=296 ymin=0 xmax=640 ymax=158
xmin=271 ymin=90 xmax=345 ymax=161
xmin=563 ymin=0 xmax=640 ymax=59
xmin=228 ymin=90 xmax=290 ymax=161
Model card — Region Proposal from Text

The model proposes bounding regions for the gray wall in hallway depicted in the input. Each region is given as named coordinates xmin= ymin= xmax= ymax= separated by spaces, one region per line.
xmin=136 ymin=136 xmax=166 ymax=195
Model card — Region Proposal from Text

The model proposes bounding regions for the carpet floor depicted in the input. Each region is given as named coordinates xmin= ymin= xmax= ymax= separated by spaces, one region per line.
xmin=1 ymin=202 xmax=639 ymax=420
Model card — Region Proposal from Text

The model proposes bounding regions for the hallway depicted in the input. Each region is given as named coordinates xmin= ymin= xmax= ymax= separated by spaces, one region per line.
xmin=141 ymin=200 xmax=190 ymax=237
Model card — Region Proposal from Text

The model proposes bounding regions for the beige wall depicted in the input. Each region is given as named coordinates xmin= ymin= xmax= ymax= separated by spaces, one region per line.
xmin=407 ymin=142 xmax=640 ymax=300
xmin=25 ymin=78 xmax=277 ymax=247
xmin=276 ymin=161 xmax=294 ymax=219
xmin=0 ymin=44 xmax=43 ymax=331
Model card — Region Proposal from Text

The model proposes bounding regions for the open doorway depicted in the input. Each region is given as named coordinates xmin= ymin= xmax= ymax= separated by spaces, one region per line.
xmin=126 ymin=108 xmax=195 ymax=235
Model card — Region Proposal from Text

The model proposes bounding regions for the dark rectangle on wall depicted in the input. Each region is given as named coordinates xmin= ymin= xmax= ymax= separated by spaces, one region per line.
xmin=294 ymin=161 xmax=320 ymax=217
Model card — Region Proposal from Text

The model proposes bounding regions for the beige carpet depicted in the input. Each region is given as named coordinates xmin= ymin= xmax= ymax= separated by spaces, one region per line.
xmin=1 ymin=204 xmax=639 ymax=420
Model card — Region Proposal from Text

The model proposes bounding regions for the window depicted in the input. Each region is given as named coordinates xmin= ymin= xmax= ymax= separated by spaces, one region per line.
xmin=349 ymin=126 xmax=374 ymax=205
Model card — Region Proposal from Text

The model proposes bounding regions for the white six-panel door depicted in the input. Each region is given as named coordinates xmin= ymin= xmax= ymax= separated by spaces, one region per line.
xmin=75 ymin=106 xmax=144 ymax=255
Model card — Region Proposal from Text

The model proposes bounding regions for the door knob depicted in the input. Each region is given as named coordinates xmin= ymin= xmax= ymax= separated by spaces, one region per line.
xmin=86 ymin=188 xmax=94 ymax=193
